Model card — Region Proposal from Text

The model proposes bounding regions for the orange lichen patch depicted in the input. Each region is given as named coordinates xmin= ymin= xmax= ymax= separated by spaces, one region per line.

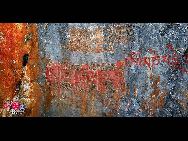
xmin=67 ymin=27 xmax=105 ymax=53
xmin=13 ymin=23 xmax=27 ymax=46
xmin=0 ymin=23 xmax=28 ymax=100
xmin=0 ymin=64 xmax=16 ymax=100
xmin=68 ymin=28 xmax=90 ymax=52
xmin=0 ymin=24 xmax=14 ymax=57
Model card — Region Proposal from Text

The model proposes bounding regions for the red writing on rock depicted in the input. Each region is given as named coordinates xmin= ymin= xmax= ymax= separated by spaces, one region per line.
xmin=124 ymin=44 xmax=188 ymax=73
xmin=45 ymin=43 xmax=188 ymax=95
xmin=46 ymin=62 xmax=126 ymax=94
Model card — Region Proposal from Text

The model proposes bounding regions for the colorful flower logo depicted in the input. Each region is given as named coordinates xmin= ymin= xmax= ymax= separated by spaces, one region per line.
xmin=12 ymin=102 xmax=20 ymax=111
